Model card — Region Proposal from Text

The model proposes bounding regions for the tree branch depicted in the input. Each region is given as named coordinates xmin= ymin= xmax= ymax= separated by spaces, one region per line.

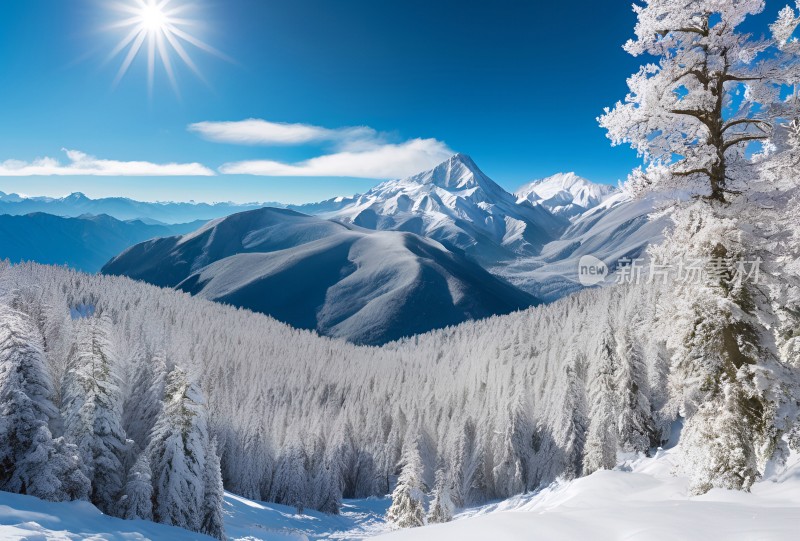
xmin=723 ymin=134 xmax=768 ymax=150
xmin=722 ymin=118 xmax=771 ymax=133
xmin=673 ymin=167 xmax=712 ymax=178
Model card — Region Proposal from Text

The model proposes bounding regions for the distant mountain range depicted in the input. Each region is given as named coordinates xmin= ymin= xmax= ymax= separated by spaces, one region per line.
xmin=0 ymin=213 xmax=204 ymax=272
xmin=1 ymin=153 xmax=670 ymax=341
xmin=0 ymin=191 xmax=281 ymax=224
xmin=102 ymin=207 xmax=537 ymax=345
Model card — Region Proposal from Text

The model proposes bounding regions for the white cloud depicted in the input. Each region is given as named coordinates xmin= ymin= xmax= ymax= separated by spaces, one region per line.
xmin=188 ymin=119 xmax=381 ymax=148
xmin=219 ymin=138 xmax=454 ymax=179
xmin=0 ymin=149 xmax=215 ymax=177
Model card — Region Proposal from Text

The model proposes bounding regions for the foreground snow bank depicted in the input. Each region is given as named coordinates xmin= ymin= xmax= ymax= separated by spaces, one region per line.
xmin=377 ymin=450 xmax=800 ymax=541
xmin=1 ymin=450 xmax=798 ymax=540
xmin=0 ymin=489 xmax=390 ymax=540
xmin=0 ymin=490 xmax=215 ymax=540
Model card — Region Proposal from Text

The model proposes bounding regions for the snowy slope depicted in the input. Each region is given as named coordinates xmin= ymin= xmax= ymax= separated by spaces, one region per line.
xmin=103 ymin=207 xmax=537 ymax=345
xmin=515 ymin=172 xmax=618 ymax=219
xmin=495 ymin=191 xmax=676 ymax=301
xmin=0 ymin=489 xmax=391 ymax=540
xmin=323 ymin=154 xmax=568 ymax=265
xmin=377 ymin=449 xmax=800 ymax=541
xmin=3 ymin=450 xmax=799 ymax=540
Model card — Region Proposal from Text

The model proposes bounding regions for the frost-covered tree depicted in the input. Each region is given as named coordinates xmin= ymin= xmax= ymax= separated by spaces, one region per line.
xmin=313 ymin=449 xmax=343 ymax=514
xmin=201 ymin=438 xmax=226 ymax=541
xmin=0 ymin=305 xmax=89 ymax=501
xmin=119 ymin=453 xmax=153 ymax=521
xmin=426 ymin=467 xmax=454 ymax=524
xmin=491 ymin=395 xmax=530 ymax=497
xmin=386 ymin=435 xmax=426 ymax=529
xmin=449 ymin=419 xmax=487 ymax=506
xmin=62 ymin=314 xmax=126 ymax=513
xmin=615 ymin=328 xmax=654 ymax=454
xmin=600 ymin=0 xmax=800 ymax=201
xmin=583 ymin=329 xmax=618 ymax=474
xmin=270 ymin=443 xmax=308 ymax=514
xmin=122 ymin=347 xmax=168 ymax=451
xmin=147 ymin=367 xmax=208 ymax=533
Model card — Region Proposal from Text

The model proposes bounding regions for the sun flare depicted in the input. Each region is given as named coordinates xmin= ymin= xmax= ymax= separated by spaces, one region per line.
xmin=107 ymin=0 xmax=225 ymax=96
xmin=139 ymin=3 xmax=168 ymax=31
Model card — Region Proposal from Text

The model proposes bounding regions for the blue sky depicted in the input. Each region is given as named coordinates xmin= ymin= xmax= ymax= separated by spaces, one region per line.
xmin=0 ymin=0 xmax=782 ymax=204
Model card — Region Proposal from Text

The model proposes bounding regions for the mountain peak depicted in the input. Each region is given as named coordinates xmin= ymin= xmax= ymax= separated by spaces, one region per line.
xmin=401 ymin=152 xmax=493 ymax=191
xmin=516 ymin=173 xmax=617 ymax=220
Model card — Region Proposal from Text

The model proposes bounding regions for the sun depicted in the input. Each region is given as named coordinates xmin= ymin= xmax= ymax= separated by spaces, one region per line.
xmin=107 ymin=0 xmax=226 ymax=96
xmin=139 ymin=3 xmax=168 ymax=31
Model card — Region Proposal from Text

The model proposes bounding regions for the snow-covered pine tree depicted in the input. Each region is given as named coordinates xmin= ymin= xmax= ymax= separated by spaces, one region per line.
xmin=119 ymin=453 xmax=153 ymax=521
xmin=0 ymin=304 xmax=89 ymax=501
xmin=386 ymin=434 xmax=426 ymax=529
xmin=583 ymin=328 xmax=618 ymax=475
xmin=201 ymin=437 xmax=226 ymax=541
xmin=147 ymin=366 xmax=208 ymax=533
xmin=61 ymin=313 xmax=126 ymax=513
xmin=270 ymin=442 xmax=308 ymax=514
xmin=426 ymin=466 xmax=454 ymax=524
xmin=651 ymin=206 xmax=768 ymax=494
xmin=448 ymin=418 xmax=488 ymax=507
xmin=313 ymin=448 xmax=343 ymax=514
xmin=615 ymin=327 xmax=654 ymax=454
xmin=122 ymin=347 xmax=168 ymax=451
xmin=600 ymin=0 xmax=800 ymax=202
xmin=491 ymin=394 xmax=530 ymax=497
xmin=558 ymin=351 xmax=589 ymax=480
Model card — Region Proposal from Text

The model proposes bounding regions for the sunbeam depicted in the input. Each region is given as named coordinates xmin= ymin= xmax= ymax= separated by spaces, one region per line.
xmin=107 ymin=0 xmax=226 ymax=96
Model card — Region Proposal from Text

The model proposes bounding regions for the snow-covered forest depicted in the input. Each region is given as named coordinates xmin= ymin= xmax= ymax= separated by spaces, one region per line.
xmin=0 ymin=0 xmax=799 ymax=539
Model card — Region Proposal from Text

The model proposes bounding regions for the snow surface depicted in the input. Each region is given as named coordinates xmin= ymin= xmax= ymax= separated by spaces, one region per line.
xmin=377 ymin=449 xmax=800 ymax=541
xmin=0 ymin=490 xmax=391 ymax=540
xmin=2 ymin=449 xmax=798 ymax=540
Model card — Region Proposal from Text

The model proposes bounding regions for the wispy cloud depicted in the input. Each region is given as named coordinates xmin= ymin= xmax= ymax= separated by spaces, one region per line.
xmin=0 ymin=149 xmax=215 ymax=176
xmin=189 ymin=119 xmax=381 ymax=148
xmin=219 ymin=138 xmax=454 ymax=179
xmin=192 ymin=118 xmax=456 ymax=179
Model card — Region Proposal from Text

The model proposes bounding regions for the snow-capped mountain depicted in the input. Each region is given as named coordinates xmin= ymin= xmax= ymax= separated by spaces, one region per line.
xmin=102 ymin=207 xmax=537 ymax=345
xmin=0 ymin=191 xmax=282 ymax=224
xmin=515 ymin=172 xmax=618 ymax=220
xmin=322 ymin=154 xmax=569 ymax=265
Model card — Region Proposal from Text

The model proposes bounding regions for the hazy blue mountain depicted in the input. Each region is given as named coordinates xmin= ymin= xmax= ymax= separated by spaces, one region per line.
xmin=102 ymin=207 xmax=537 ymax=345
xmin=0 ymin=190 xmax=283 ymax=223
xmin=0 ymin=213 xmax=205 ymax=272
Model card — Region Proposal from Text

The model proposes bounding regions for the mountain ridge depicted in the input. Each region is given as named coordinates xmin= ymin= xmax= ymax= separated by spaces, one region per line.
xmin=102 ymin=206 xmax=537 ymax=345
